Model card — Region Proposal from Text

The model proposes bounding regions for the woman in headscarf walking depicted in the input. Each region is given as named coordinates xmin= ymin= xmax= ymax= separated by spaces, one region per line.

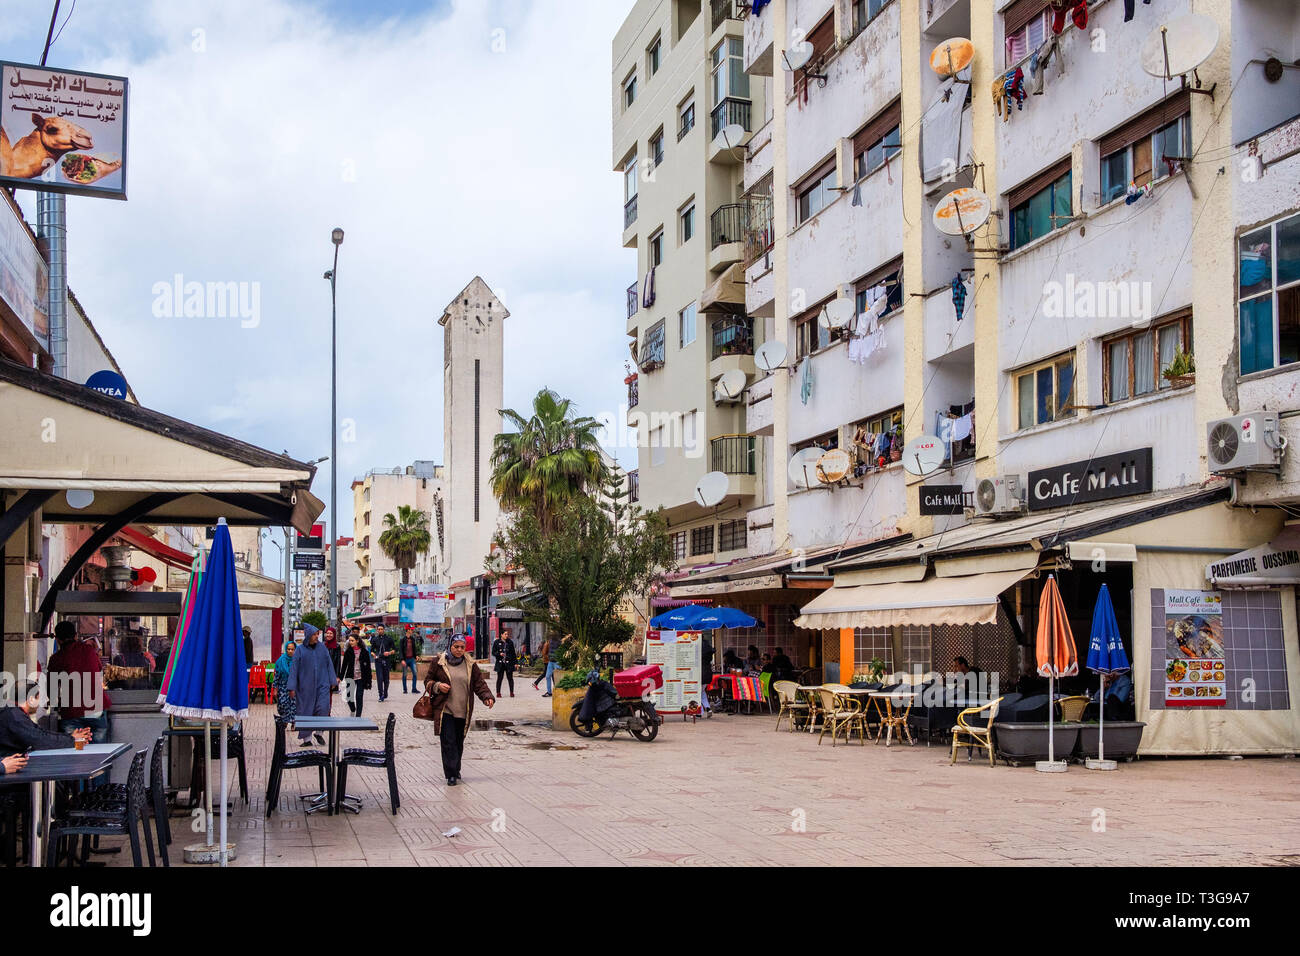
xmin=274 ymin=639 xmax=297 ymax=723
xmin=424 ymin=634 xmax=494 ymax=786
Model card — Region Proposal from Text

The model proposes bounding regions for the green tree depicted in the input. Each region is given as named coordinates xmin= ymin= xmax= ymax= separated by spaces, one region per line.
xmin=300 ymin=610 xmax=328 ymax=632
xmin=377 ymin=504 xmax=432 ymax=585
xmin=496 ymin=492 xmax=674 ymax=671
xmin=490 ymin=388 xmax=606 ymax=533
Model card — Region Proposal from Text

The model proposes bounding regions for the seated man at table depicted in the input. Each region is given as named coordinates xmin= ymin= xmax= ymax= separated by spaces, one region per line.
xmin=0 ymin=681 xmax=92 ymax=758
xmin=1087 ymin=672 xmax=1135 ymax=721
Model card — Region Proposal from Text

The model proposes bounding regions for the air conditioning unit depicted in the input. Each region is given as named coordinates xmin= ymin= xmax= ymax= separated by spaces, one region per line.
xmin=971 ymin=475 xmax=1025 ymax=517
xmin=1207 ymin=412 xmax=1284 ymax=474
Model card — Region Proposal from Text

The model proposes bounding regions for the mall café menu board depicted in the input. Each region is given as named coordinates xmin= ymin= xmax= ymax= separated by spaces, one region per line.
xmin=1164 ymin=590 xmax=1226 ymax=707
xmin=645 ymin=629 xmax=702 ymax=713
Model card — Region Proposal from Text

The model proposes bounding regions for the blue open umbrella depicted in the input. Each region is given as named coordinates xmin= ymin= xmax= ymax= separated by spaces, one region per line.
xmin=649 ymin=603 xmax=709 ymax=630
xmin=691 ymin=606 xmax=760 ymax=631
xmin=1085 ymin=583 xmax=1130 ymax=771
xmin=159 ymin=518 xmax=247 ymax=864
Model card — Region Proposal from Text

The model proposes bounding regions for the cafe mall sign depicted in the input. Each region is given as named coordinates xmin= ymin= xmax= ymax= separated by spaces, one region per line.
xmin=1206 ymin=526 xmax=1300 ymax=588
xmin=1028 ymin=448 xmax=1152 ymax=512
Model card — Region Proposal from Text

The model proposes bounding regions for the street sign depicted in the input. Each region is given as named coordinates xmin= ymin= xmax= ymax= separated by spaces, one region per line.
xmin=297 ymin=523 xmax=324 ymax=551
xmin=293 ymin=552 xmax=325 ymax=571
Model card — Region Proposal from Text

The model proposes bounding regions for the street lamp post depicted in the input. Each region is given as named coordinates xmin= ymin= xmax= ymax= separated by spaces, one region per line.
xmin=325 ymin=228 xmax=344 ymax=629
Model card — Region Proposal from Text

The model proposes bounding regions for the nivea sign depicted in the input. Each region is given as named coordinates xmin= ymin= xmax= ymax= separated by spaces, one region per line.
xmin=85 ymin=369 xmax=128 ymax=400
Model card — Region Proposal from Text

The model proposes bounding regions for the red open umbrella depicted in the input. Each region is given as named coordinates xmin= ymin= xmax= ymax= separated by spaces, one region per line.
xmin=1035 ymin=574 xmax=1077 ymax=772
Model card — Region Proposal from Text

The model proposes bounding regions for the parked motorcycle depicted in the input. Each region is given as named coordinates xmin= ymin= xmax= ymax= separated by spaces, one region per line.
xmin=570 ymin=666 xmax=662 ymax=742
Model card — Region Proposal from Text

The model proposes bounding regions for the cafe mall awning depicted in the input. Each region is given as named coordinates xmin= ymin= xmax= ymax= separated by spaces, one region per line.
xmin=794 ymin=567 xmax=1035 ymax=630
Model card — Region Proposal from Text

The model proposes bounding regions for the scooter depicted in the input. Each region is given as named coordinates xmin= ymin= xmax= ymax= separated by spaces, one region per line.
xmin=570 ymin=670 xmax=661 ymax=742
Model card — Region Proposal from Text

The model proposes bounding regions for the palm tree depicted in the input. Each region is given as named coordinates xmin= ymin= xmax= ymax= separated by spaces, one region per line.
xmin=490 ymin=388 xmax=606 ymax=530
xmin=377 ymin=505 xmax=432 ymax=585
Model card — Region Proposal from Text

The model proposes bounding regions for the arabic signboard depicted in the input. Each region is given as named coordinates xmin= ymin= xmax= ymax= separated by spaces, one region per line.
xmin=1163 ymin=590 xmax=1226 ymax=708
xmin=1027 ymin=447 xmax=1153 ymax=512
xmin=0 ymin=62 xmax=128 ymax=199
xmin=1205 ymin=527 xmax=1300 ymax=588
xmin=919 ymin=484 xmax=969 ymax=515
xmin=398 ymin=584 xmax=452 ymax=624
xmin=293 ymin=552 xmax=325 ymax=571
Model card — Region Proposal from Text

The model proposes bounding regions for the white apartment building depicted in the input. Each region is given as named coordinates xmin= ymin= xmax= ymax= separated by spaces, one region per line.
xmin=351 ymin=461 xmax=444 ymax=609
xmin=654 ymin=0 xmax=1300 ymax=756
xmin=615 ymin=0 xmax=770 ymax=587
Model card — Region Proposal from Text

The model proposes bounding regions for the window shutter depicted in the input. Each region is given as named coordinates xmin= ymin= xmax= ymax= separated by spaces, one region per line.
xmin=1099 ymin=90 xmax=1192 ymax=158
xmin=853 ymin=98 xmax=903 ymax=155
xmin=1006 ymin=156 xmax=1072 ymax=210
xmin=1003 ymin=0 xmax=1048 ymax=36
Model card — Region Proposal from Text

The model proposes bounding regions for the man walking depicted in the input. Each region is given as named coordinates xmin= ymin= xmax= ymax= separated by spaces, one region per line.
xmin=424 ymin=635 xmax=494 ymax=786
xmin=399 ymin=627 xmax=420 ymax=693
xmin=46 ymin=621 xmax=109 ymax=742
xmin=492 ymin=628 xmax=518 ymax=698
xmin=287 ymin=626 xmax=335 ymax=746
xmin=370 ymin=627 xmax=396 ymax=702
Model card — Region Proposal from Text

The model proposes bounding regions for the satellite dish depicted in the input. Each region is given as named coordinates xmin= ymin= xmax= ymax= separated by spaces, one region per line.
xmin=695 ymin=471 xmax=729 ymax=507
xmin=819 ymin=298 xmax=855 ymax=330
xmin=932 ymin=187 xmax=991 ymax=237
xmin=715 ymin=368 xmax=748 ymax=401
xmin=65 ymin=489 xmax=94 ymax=510
xmin=787 ymin=447 xmax=824 ymax=489
xmin=755 ymin=340 xmax=788 ymax=372
xmin=902 ymin=435 xmax=946 ymax=477
xmin=929 ymin=38 xmax=974 ymax=77
xmin=815 ymin=448 xmax=852 ymax=484
xmin=1141 ymin=13 xmax=1219 ymax=81
xmin=712 ymin=123 xmax=746 ymax=152
xmin=784 ymin=42 xmax=813 ymax=72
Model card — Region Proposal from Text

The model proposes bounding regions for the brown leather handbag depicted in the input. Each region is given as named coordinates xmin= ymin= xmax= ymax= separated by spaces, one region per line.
xmin=412 ymin=691 xmax=435 ymax=721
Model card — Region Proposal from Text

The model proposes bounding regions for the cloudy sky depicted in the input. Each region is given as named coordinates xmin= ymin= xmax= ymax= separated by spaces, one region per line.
xmin=4 ymin=0 xmax=637 ymax=566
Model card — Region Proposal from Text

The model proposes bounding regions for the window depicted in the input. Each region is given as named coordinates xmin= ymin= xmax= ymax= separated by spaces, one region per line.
xmin=624 ymin=160 xmax=638 ymax=201
xmin=1100 ymin=93 xmax=1192 ymax=204
xmin=710 ymin=37 xmax=749 ymax=106
xmin=682 ymin=409 xmax=699 ymax=457
xmin=647 ymin=35 xmax=661 ymax=76
xmin=671 ymin=530 xmax=688 ymax=561
xmin=649 ymin=229 xmax=664 ymax=268
xmin=678 ymin=95 xmax=696 ymax=140
xmin=796 ymin=161 xmax=838 ymax=225
xmin=854 ymin=259 xmax=903 ymax=319
xmin=641 ymin=319 xmax=666 ymax=371
xmin=794 ymin=301 xmax=847 ymax=360
xmin=1003 ymin=0 xmax=1050 ymax=67
xmin=650 ymin=129 xmax=665 ymax=170
xmin=650 ymin=425 xmax=666 ymax=467
xmin=679 ymin=202 xmax=695 ymax=244
xmin=852 ymin=0 xmax=891 ymax=35
xmin=855 ymin=125 xmax=901 ymax=180
xmin=718 ymin=518 xmax=747 ymax=552
xmin=690 ymin=525 xmax=715 ymax=556
xmin=679 ymin=301 xmax=697 ymax=347
xmin=1015 ymin=353 xmax=1076 ymax=429
xmin=1104 ymin=312 xmax=1193 ymax=403
xmin=804 ymin=12 xmax=836 ymax=67
xmin=623 ymin=71 xmax=637 ymax=109
xmin=1009 ymin=160 xmax=1072 ymax=250
xmin=849 ymin=407 xmax=902 ymax=471
xmin=1239 ymin=211 xmax=1300 ymax=375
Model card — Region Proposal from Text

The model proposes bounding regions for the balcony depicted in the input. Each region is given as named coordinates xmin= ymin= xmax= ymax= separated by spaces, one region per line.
xmin=711 ymin=435 xmax=755 ymax=475
xmin=743 ymin=194 xmax=773 ymax=266
xmin=627 ymin=282 xmax=638 ymax=320
xmin=639 ymin=323 xmax=666 ymax=372
xmin=624 ymin=194 xmax=638 ymax=229
xmin=711 ymin=0 xmax=737 ymax=32
xmin=746 ymin=372 xmax=774 ymax=437
xmin=711 ymin=315 xmax=753 ymax=360
xmin=627 ymin=375 xmax=639 ymax=409
xmin=628 ymin=469 xmax=639 ymax=504
xmin=709 ymin=202 xmax=746 ymax=271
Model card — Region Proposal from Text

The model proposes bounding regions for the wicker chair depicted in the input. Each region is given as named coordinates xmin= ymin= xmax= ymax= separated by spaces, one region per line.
xmin=814 ymin=688 xmax=866 ymax=746
xmin=950 ymin=696 xmax=1003 ymax=766
xmin=1058 ymin=695 xmax=1090 ymax=722
xmin=335 ymin=712 xmax=400 ymax=815
xmin=772 ymin=680 xmax=809 ymax=732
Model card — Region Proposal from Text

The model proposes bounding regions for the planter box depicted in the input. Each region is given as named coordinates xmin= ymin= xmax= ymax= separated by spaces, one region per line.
xmin=993 ymin=722 xmax=1082 ymax=766
xmin=1075 ymin=721 xmax=1146 ymax=761
xmin=551 ymin=674 xmax=585 ymax=731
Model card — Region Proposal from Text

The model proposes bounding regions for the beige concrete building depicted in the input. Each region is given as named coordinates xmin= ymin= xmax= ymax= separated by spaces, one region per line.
xmin=615 ymin=0 xmax=770 ymax=582
xmin=351 ymin=462 xmax=443 ymax=608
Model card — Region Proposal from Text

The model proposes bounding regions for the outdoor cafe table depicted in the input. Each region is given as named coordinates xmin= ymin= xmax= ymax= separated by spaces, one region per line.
xmin=0 ymin=742 xmax=131 ymax=867
xmin=867 ymin=690 xmax=920 ymax=747
xmin=291 ymin=716 xmax=378 ymax=815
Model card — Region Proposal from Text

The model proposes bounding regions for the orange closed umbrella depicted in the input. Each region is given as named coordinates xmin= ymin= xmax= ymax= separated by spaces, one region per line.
xmin=1035 ymin=575 xmax=1077 ymax=772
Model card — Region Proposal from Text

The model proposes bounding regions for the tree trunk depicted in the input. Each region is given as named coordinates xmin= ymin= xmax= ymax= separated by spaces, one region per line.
xmin=401 ymin=566 xmax=410 ymax=585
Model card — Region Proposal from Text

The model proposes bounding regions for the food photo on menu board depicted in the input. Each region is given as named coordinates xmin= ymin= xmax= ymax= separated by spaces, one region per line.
xmin=1164 ymin=590 xmax=1226 ymax=707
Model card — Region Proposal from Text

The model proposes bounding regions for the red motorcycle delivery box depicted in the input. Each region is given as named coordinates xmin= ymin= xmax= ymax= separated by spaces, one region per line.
xmin=613 ymin=664 xmax=664 ymax=699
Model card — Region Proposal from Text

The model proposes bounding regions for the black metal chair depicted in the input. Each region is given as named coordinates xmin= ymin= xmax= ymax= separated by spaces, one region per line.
xmin=0 ymin=791 xmax=22 ymax=867
xmin=189 ymin=726 xmax=249 ymax=806
xmin=66 ymin=735 xmax=172 ymax=866
xmin=335 ymin=712 xmax=399 ymax=815
xmin=47 ymin=749 xmax=154 ymax=868
xmin=266 ymin=717 xmax=332 ymax=817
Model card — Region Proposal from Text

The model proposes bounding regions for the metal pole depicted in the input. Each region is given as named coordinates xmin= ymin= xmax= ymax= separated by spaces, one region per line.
xmin=286 ymin=529 xmax=293 ymax=630
xmin=38 ymin=0 xmax=67 ymax=378
xmin=219 ymin=720 xmax=228 ymax=867
xmin=329 ymin=244 xmax=339 ymax=630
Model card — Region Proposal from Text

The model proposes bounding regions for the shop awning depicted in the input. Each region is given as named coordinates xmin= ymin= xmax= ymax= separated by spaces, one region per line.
xmin=1205 ymin=525 xmax=1300 ymax=588
xmin=668 ymin=537 xmax=906 ymax=598
xmin=794 ymin=567 xmax=1034 ymax=630
xmin=698 ymin=262 xmax=746 ymax=315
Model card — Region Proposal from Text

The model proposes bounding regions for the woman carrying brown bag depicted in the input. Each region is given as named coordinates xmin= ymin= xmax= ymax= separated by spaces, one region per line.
xmin=420 ymin=634 xmax=494 ymax=786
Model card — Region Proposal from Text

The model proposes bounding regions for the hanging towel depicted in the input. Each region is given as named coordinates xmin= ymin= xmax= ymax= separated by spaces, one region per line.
xmin=923 ymin=66 xmax=971 ymax=183
xmin=800 ymin=356 xmax=813 ymax=405
xmin=936 ymin=415 xmax=954 ymax=443
xmin=642 ymin=267 xmax=656 ymax=308
xmin=1029 ymin=33 xmax=1063 ymax=95
xmin=951 ymin=413 xmax=974 ymax=442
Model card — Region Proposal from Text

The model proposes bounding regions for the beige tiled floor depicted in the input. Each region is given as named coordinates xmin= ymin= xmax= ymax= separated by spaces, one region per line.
xmin=111 ymin=680 xmax=1300 ymax=866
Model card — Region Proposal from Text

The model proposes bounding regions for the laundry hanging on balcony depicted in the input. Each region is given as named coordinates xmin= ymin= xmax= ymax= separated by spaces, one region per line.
xmin=1124 ymin=0 xmax=1152 ymax=22
xmin=1050 ymin=0 xmax=1088 ymax=34
xmin=799 ymin=355 xmax=813 ymax=405
xmin=641 ymin=266 xmax=656 ymax=308
xmin=1125 ymin=181 xmax=1154 ymax=205
xmin=752 ymin=0 xmax=771 ymax=14
xmin=993 ymin=68 xmax=1027 ymax=122
xmin=922 ymin=66 xmax=970 ymax=183
xmin=1029 ymin=33 xmax=1064 ymax=95
xmin=950 ymin=275 xmax=967 ymax=320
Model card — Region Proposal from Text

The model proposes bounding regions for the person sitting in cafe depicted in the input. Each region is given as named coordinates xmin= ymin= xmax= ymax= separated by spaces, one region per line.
xmin=47 ymin=621 xmax=110 ymax=743
xmin=1088 ymin=672 xmax=1135 ymax=721
xmin=0 ymin=681 xmax=93 ymax=758
xmin=722 ymin=650 xmax=743 ymax=673
xmin=770 ymin=647 xmax=795 ymax=681
xmin=744 ymin=645 xmax=762 ymax=675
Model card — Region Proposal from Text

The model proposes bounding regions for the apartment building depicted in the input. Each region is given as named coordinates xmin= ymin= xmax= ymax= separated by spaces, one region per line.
xmin=614 ymin=0 xmax=770 ymax=587
xmin=350 ymin=461 xmax=444 ymax=610
xmin=657 ymin=0 xmax=1300 ymax=755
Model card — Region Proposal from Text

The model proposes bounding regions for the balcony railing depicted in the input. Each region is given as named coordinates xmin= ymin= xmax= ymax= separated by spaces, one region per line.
xmin=711 ymin=0 xmax=737 ymax=31
xmin=710 ymin=203 xmax=746 ymax=250
xmin=627 ymin=282 xmax=638 ymax=319
xmin=711 ymin=316 xmax=753 ymax=360
xmin=711 ymin=435 xmax=756 ymax=475
xmin=640 ymin=323 xmax=666 ymax=371
xmin=628 ymin=470 xmax=640 ymax=503
xmin=627 ymin=376 xmax=639 ymax=408
xmin=624 ymin=194 xmax=638 ymax=229
xmin=710 ymin=97 xmax=752 ymax=140
xmin=744 ymin=194 xmax=774 ymax=264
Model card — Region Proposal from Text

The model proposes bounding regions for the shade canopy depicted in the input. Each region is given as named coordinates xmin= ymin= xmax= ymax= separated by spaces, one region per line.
xmin=650 ymin=604 xmax=759 ymax=631
xmin=794 ymin=568 xmax=1031 ymax=629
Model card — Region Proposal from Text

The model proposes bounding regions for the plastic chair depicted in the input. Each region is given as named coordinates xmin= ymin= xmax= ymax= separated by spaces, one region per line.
xmin=950 ymin=696 xmax=1004 ymax=766
xmin=335 ymin=713 xmax=400 ymax=815
xmin=48 ymin=749 xmax=155 ymax=867
xmin=248 ymin=666 xmax=268 ymax=704
xmin=772 ymin=680 xmax=809 ymax=732
xmin=266 ymin=717 xmax=332 ymax=817
xmin=1058 ymin=695 xmax=1090 ymax=722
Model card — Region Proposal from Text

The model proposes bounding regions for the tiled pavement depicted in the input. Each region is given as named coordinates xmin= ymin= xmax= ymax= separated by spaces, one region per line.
xmin=109 ymin=679 xmax=1300 ymax=866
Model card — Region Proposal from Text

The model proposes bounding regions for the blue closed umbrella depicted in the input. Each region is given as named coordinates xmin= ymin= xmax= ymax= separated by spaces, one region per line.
xmin=159 ymin=518 xmax=247 ymax=864
xmin=1084 ymin=583 xmax=1130 ymax=771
